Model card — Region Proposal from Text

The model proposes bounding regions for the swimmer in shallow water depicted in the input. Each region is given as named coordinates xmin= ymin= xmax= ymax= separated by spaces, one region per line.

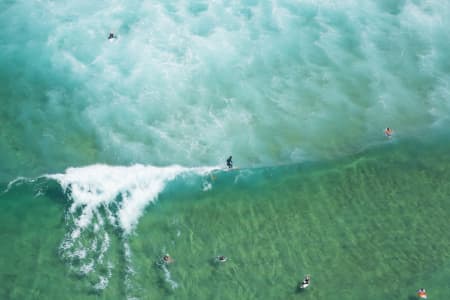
xmin=417 ymin=288 xmax=427 ymax=299
xmin=162 ymin=254 xmax=174 ymax=264
xmin=384 ymin=127 xmax=393 ymax=137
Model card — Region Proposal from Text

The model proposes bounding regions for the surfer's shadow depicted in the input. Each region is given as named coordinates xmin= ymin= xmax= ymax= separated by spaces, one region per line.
xmin=295 ymin=287 xmax=307 ymax=294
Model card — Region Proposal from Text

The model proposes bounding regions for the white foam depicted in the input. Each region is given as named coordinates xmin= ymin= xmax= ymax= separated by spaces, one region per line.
xmin=93 ymin=260 xmax=113 ymax=291
xmin=71 ymin=248 xmax=87 ymax=260
xmin=1 ymin=176 xmax=33 ymax=195
xmin=34 ymin=187 xmax=45 ymax=198
xmin=95 ymin=261 xmax=113 ymax=291
xmin=48 ymin=163 xmax=215 ymax=293
xmin=123 ymin=240 xmax=136 ymax=297
xmin=161 ymin=264 xmax=179 ymax=290
xmin=98 ymin=232 xmax=109 ymax=264
xmin=202 ymin=180 xmax=212 ymax=191
xmin=90 ymin=238 xmax=98 ymax=252
xmin=48 ymin=163 xmax=215 ymax=234
xmin=80 ymin=259 xmax=95 ymax=275
xmin=94 ymin=275 xmax=109 ymax=291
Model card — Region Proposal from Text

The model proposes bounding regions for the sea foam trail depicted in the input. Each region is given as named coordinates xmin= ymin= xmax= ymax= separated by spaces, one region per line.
xmin=1 ymin=176 xmax=35 ymax=195
xmin=46 ymin=163 xmax=216 ymax=293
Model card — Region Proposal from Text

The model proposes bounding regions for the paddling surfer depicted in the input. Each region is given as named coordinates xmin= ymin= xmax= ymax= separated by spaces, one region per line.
xmin=299 ymin=275 xmax=311 ymax=289
xmin=216 ymin=255 xmax=227 ymax=262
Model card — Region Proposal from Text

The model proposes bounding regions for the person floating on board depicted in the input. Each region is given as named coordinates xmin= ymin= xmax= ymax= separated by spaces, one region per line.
xmin=108 ymin=32 xmax=116 ymax=40
xmin=384 ymin=127 xmax=393 ymax=137
xmin=417 ymin=288 xmax=427 ymax=299
xmin=226 ymin=156 xmax=233 ymax=169
xmin=299 ymin=274 xmax=311 ymax=289
xmin=216 ymin=255 xmax=227 ymax=263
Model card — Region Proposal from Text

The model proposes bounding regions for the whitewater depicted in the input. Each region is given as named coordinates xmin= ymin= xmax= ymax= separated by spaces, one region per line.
xmin=1 ymin=0 xmax=449 ymax=179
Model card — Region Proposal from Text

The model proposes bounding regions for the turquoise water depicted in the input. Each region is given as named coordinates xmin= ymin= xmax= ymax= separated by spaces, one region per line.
xmin=1 ymin=0 xmax=450 ymax=299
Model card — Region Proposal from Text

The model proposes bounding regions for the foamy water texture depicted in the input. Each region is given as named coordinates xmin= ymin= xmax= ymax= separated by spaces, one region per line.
xmin=1 ymin=0 xmax=449 ymax=179
xmin=47 ymin=164 xmax=214 ymax=292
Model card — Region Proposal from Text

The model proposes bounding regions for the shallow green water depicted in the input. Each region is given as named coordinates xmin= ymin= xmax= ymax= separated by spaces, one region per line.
xmin=2 ymin=138 xmax=450 ymax=299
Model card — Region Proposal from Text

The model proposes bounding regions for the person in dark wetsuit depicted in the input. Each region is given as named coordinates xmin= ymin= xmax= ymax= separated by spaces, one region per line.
xmin=226 ymin=156 xmax=233 ymax=169
xmin=108 ymin=32 xmax=116 ymax=40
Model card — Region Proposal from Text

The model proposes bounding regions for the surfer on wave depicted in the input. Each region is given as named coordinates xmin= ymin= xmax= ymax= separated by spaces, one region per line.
xmin=226 ymin=156 xmax=233 ymax=169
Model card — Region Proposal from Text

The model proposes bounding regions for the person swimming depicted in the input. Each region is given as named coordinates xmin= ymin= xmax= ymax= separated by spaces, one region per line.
xmin=384 ymin=127 xmax=393 ymax=137
xmin=299 ymin=275 xmax=311 ymax=289
xmin=226 ymin=156 xmax=233 ymax=169
xmin=108 ymin=32 xmax=116 ymax=40
xmin=417 ymin=288 xmax=427 ymax=299
xmin=162 ymin=254 xmax=174 ymax=264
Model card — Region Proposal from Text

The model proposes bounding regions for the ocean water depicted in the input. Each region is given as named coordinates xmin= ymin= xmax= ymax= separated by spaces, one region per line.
xmin=1 ymin=0 xmax=450 ymax=299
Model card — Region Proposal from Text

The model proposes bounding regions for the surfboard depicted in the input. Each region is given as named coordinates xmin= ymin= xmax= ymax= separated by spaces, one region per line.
xmin=299 ymin=282 xmax=309 ymax=289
